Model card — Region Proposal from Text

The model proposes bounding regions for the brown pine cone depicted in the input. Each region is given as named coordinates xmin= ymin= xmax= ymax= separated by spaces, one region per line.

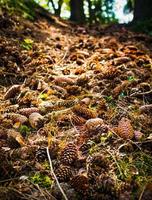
xmin=4 ymin=113 xmax=28 ymax=124
xmin=70 ymin=113 xmax=86 ymax=126
xmin=79 ymin=143 xmax=92 ymax=153
xmin=7 ymin=136 xmax=21 ymax=149
xmin=60 ymin=143 xmax=78 ymax=165
xmin=0 ymin=128 xmax=8 ymax=140
xmin=18 ymin=107 xmax=39 ymax=117
xmin=4 ymin=85 xmax=21 ymax=100
xmin=72 ymin=105 xmax=97 ymax=119
xmin=29 ymin=112 xmax=44 ymax=129
xmin=70 ymin=173 xmax=89 ymax=193
xmin=93 ymin=174 xmax=117 ymax=199
xmin=88 ymin=154 xmax=109 ymax=182
xmin=36 ymin=146 xmax=47 ymax=162
xmin=117 ymin=117 xmax=134 ymax=139
xmin=55 ymin=165 xmax=72 ymax=182
xmin=85 ymin=118 xmax=106 ymax=135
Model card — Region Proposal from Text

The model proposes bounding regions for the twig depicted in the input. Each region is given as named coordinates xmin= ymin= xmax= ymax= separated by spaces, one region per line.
xmin=68 ymin=114 xmax=80 ymax=134
xmin=106 ymin=149 xmax=124 ymax=178
xmin=130 ymin=89 xmax=152 ymax=97
xmin=55 ymin=45 xmax=70 ymax=65
xmin=138 ymin=184 xmax=146 ymax=200
xmin=46 ymin=147 xmax=68 ymax=200
xmin=0 ymin=177 xmax=19 ymax=183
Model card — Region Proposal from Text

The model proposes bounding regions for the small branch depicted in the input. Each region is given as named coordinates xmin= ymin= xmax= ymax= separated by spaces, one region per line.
xmin=48 ymin=0 xmax=56 ymax=13
xmin=46 ymin=147 xmax=68 ymax=200
xmin=68 ymin=114 xmax=80 ymax=135
xmin=130 ymin=89 xmax=152 ymax=97
xmin=139 ymin=104 xmax=152 ymax=114
xmin=138 ymin=184 xmax=146 ymax=200
xmin=106 ymin=149 xmax=124 ymax=178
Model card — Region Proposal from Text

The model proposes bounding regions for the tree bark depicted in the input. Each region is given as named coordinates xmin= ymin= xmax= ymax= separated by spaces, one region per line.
xmin=134 ymin=0 xmax=152 ymax=21
xmin=87 ymin=0 xmax=95 ymax=24
xmin=70 ymin=0 xmax=85 ymax=23
xmin=48 ymin=0 xmax=63 ymax=16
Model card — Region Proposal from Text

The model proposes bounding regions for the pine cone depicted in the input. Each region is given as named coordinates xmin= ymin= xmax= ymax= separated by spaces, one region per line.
xmin=88 ymin=154 xmax=109 ymax=182
xmin=85 ymin=118 xmax=104 ymax=134
xmin=103 ymin=66 xmax=118 ymax=79
xmin=4 ymin=85 xmax=21 ymax=100
xmin=54 ymin=76 xmax=75 ymax=86
xmin=29 ymin=112 xmax=44 ymax=129
xmin=97 ymin=98 xmax=107 ymax=110
xmin=66 ymin=85 xmax=81 ymax=95
xmin=79 ymin=143 xmax=92 ymax=153
xmin=0 ymin=128 xmax=8 ymax=140
xmin=55 ymin=165 xmax=72 ymax=182
xmin=60 ymin=143 xmax=78 ymax=165
xmin=70 ymin=114 xmax=86 ymax=125
xmin=7 ymin=136 xmax=21 ymax=149
xmin=70 ymin=174 xmax=89 ymax=193
xmin=113 ymin=56 xmax=131 ymax=65
xmin=7 ymin=129 xmax=25 ymax=149
xmin=4 ymin=113 xmax=28 ymax=124
xmin=113 ymin=80 xmax=130 ymax=98
xmin=117 ymin=118 xmax=134 ymax=139
xmin=72 ymin=105 xmax=97 ymax=119
xmin=36 ymin=146 xmax=47 ymax=162
xmin=57 ymin=115 xmax=70 ymax=127
xmin=76 ymin=75 xmax=89 ymax=86
xmin=18 ymin=107 xmax=39 ymax=117
xmin=94 ymin=174 xmax=117 ymax=199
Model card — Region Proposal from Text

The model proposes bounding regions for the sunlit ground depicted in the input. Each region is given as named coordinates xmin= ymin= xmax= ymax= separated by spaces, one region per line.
xmin=36 ymin=0 xmax=133 ymax=23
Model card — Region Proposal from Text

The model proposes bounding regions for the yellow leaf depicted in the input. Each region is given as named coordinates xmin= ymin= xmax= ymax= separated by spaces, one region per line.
xmin=47 ymin=89 xmax=55 ymax=95
xmin=16 ymin=135 xmax=26 ymax=146
xmin=13 ymin=122 xmax=21 ymax=128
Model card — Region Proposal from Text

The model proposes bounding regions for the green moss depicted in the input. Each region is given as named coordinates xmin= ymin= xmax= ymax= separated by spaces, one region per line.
xmin=30 ymin=172 xmax=53 ymax=188
xmin=116 ymin=152 xmax=152 ymax=182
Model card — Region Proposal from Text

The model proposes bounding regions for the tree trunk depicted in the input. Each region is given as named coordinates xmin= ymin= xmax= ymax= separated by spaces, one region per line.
xmin=87 ymin=0 xmax=95 ymax=24
xmin=49 ymin=0 xmax=63 ymax=16
xmin=70 ymin=0 xmax=85 ymax=23
xmin=134 ymin=0 xmax=152 ymax=21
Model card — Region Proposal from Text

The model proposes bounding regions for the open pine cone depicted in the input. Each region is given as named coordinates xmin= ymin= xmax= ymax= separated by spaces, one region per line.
xmin=60 ymin=143 xmax=78 ymax=165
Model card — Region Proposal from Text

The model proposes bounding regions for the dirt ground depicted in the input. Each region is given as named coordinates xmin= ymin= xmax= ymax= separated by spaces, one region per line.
xmin=0 ymin=10 xmax=152 ymax=200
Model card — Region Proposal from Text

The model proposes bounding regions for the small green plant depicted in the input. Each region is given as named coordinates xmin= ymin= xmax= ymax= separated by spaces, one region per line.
xmin=0 ymin=0 xmax=36 ymax=20
xmin=127 ymin=76 xmax=136 ymax=82
xmin=104 ymin=95 xmax=116 ymax=107
xmin=21 ymin=38 xmax=33 ymax=50
xmin=118 ymin=91 xmax=127 ymax=99
xmin=116 ymin=152 xmax=152 ymax=182
xmin=105 ymin=95 xmax=113 ymax=102
xmin=19 ymin=125 xmax=30 ymax=137
xmin=42 ymin=161 xmax=50 ymax=170
xmin=30 ymin=172 xmax=53 ymax=188
xmin=38 ymin=93 xmax=48 ymax=100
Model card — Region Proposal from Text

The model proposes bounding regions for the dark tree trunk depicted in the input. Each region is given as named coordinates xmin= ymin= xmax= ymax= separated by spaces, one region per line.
xmin=87 ymin=0 xmax=95 ymax=24
xmin=49 ymin=0 xmax=63 ymax=16
xmin=70 ymin=0 xmax=85 ymax=23
xmin=134 ymin=0 xmax=152 ymax=21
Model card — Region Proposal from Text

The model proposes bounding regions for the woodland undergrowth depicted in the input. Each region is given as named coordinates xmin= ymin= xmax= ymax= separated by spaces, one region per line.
xmin=0 ymin=9 xmax=152 ymax=200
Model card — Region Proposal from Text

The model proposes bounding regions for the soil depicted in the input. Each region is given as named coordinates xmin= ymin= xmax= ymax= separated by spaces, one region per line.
xmin=0 ymin=10 xmax=152 ymax=200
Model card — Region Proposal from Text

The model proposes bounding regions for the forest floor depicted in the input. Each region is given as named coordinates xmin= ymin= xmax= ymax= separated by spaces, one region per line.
xmin=0 ymin=10 xmax=152 ymax=200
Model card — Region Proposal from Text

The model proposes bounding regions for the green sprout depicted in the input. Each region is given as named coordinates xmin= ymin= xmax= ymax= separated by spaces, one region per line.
xmin=19 ymin=125 xmax=30 ymax=137
xmin=21 ymin=38 xmax=33 ymax=50
xmin=127 ymin=76 xmax=136 ymax=82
